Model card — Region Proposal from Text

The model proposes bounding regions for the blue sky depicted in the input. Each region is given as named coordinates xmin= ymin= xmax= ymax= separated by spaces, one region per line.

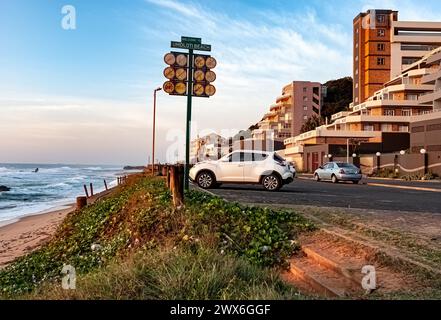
xmin=1 ymin=0 xmax=441 ymax=165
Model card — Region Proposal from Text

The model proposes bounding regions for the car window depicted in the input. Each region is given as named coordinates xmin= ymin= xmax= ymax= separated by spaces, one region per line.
xmin=253 ymin=153 xmax=268 ymax=161
xmin=243 ymin=152 xmax=253 ymax=162
xmin=229 ymin=152 xmax=242 ymax=162
xmin=336 ymin=163 xmax=357 ymax=168
xmin=273 ymin=153 xmax=285 ymax=164
xmin=324 ymin=163 xmax=333 ymax=170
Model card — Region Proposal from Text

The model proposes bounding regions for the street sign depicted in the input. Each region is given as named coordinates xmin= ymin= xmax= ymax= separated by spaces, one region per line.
xmin=163 ymin=37 xmax=216 ymax=191
xmin=171 ymin=41 xmax=211 ymax=52
xmin=206 ymin=57 xmax=217 ymax=69
xmin=181 ymin=36 xmax=201 ymax=45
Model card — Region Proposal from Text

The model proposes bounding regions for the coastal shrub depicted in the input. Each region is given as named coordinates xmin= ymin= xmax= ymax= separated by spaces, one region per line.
xmin=185 ymin=191 xmax=315 ymax=267
xmin=0 ymin=175 xmax=314 ymax=298
xmin=373 ymin=168 xmax=398 ymax=179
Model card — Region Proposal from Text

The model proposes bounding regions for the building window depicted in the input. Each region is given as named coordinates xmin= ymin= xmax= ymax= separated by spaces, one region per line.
xmin=383 ymin=109 xmax=395 ymax=116
xmin=376 ymin=14 xmax=385 ymax=23
xmin=377 ymin=57 xmax=385 ymax=65
xmin=377 ymin=29 xmax=385 ymax=37
xmin=399 ymin=125 xmax=409 ymax=132
xmin=355 ymin=68 xmax=358 ymax=75
xmin=303 ymin=105 xmax=308 ymax=111
xmin=402 ymin=109 xmax=412 ymax=116
xmin=303 ymin=115 xmax=308 ymax=120
xmin=402 ymin=57 xmax=420 ymax=65
xmin=303 ymin=87 xmax=307 ymax=93
xmin=377 ymin=43 xmax=385 ymax=51
xmin=381 ymin=124 xmax=393 ymax=132
xmin=303 ymin=96 xmax=308 ymax=102
xmin=364 ymin=124 xmax=374 ymax=131
xmin=427 ymin=123 xmax=441 ymax=131
xmin=411 ymin=126 xmax=425 ymax=133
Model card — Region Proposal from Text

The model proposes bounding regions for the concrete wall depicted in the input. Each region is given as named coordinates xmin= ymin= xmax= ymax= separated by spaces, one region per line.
xmin=301 ymin=151 xmax=441 ymax=176
xmin=358 ymin=152 xmax=441 ymax=176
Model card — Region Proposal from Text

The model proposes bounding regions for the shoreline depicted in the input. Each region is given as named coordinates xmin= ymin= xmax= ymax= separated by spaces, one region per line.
xmin=0 ymin=186 xmax=118 ymax=268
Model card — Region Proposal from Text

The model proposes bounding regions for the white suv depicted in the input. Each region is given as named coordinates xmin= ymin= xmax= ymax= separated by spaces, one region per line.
xmin=189 ymin=150 xmax=295 ymax=191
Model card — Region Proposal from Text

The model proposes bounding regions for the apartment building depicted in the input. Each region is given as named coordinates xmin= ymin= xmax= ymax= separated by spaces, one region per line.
xmin=410 ymin=49 xmax=441 ymax=153
xmin=253 ymin=81 xmax=324 ymax=142
xmin=353 ymin=9 xmax=441 ymax=104
xmin=285 ymin=47 xmax=441 ymax=172
xmin=190 ymin=133 xmax=228 ymax=163
xmin=418 ymin=48 xmax=441 ymax=111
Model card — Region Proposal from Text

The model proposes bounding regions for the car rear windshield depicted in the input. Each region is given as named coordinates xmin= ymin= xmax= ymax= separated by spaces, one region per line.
xmin=336 ymin=163 xmax=357 ymax=168
xmin=273 ymin=154 xmax=285 ymax=164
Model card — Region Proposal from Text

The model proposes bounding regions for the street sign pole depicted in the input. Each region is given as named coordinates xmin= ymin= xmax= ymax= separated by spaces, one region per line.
xmin=164 ymin=37 xmax=215 ymax=192
xmin=184 ymin=49 xmax=194 ymax=191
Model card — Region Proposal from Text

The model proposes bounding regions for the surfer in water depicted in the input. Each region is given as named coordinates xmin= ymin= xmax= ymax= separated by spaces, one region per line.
xmin=34 ymin=168 xmax=39 ymax=173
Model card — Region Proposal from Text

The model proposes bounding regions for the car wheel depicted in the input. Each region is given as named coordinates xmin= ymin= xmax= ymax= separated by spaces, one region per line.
xmin=331 ymin=175 xmax=339 ymax=184
xmin=352 ymin=180 xmax=360 ymax=184
xmin=314 ymin=173 xmax=321 ymax=182
xmin=196 ymin=171 xmax=215 ymax=189
xmin=262 ymin=174 xmax=281 ymax=191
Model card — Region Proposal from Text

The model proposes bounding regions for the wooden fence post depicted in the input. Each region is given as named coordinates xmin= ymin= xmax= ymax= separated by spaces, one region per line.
xmin=83 ymin=184 xmax=89 ymax=198
xmin=76 ymin=196 xmax=87 ymax=210
xmin=104 ymin=179 xmax=108 ymax=190
xmin=170 ymin=165 xmax=184 ymax=208
xmin=90 ymin=183 xmax=94 ymax=197
xmin=166 ymin=166 xmax=171 ymax=189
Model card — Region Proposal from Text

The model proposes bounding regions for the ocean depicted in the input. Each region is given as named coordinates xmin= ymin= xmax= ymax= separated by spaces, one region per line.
xmin=0 ymin=163 xmax=130 ymax=226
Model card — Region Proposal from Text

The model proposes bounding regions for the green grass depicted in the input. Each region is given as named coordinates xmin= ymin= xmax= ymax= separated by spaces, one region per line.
xmin=0 ymin=175 xmax=314 ymax=299
xmin=28 ymin=245 xmax=305 ymax=300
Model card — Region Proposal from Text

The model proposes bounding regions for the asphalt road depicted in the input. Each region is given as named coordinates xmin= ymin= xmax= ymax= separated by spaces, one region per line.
xmin=203 ymin=176 xmax=441 ymax=214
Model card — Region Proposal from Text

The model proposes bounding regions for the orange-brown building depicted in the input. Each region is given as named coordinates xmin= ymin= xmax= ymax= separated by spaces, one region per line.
xmin=353 ymin=10 xmax=398 ymax=105
xmin=354 ymin=9 xmax=441 ymax=105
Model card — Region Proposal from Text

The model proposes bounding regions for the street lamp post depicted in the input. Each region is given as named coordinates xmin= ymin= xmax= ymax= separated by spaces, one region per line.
xmin=420 ymin=148 xmax=428 ymax=175
xmin=376 ymin=152 xmax=381 ymax=174
xmin=152 ymin=87 xmax=162 ymax=175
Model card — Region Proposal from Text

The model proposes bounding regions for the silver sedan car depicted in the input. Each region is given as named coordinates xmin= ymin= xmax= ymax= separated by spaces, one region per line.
xmin=314 ymin=162 xmax=362 ymax=184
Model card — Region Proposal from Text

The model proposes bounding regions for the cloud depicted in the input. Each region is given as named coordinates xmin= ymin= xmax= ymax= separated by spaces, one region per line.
xmin=144 ymin=0 xmax=201 ymax=17
xmin=142 ymin=0 xmax=353 ymax=141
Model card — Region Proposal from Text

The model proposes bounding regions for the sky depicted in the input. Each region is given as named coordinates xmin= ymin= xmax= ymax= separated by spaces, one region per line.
xmin=1 ymin=0 xmax=441 ymax=165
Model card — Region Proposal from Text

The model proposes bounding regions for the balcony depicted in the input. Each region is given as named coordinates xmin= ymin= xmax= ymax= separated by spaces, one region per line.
xmin=342 ymin=115 xmax=412 ymax=124
xmin=293 ymin=128 xmax=381 ymax=143
xmin=331 ymin=111 xmax=350 ymax=121
xmin=385 ymin=83 xmax=434 ymax=93
xmin=276 ymin=92 xmax=292 ymax=103
xmin=421 ymin=69 xmax=441 ymax=84
xmin=419 ymin=89 xmax=441 ymax=104
xmin=351 ymin=99 xmax=422 ymax=113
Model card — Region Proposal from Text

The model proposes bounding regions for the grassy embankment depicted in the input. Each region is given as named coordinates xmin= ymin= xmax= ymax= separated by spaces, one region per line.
xmin=0 ymin=175 xmax=315 ymax=299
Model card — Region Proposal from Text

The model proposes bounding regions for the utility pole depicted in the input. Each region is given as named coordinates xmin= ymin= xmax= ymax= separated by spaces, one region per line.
xmin=152 ymin=87 xmax=162 ymax=175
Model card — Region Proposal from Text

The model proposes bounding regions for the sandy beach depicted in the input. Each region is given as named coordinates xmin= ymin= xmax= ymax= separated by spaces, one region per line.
xmin=0 ymin=205 xmax=75 ymax=267
xmin=0 ymin=187 xmax=117 ymax=268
